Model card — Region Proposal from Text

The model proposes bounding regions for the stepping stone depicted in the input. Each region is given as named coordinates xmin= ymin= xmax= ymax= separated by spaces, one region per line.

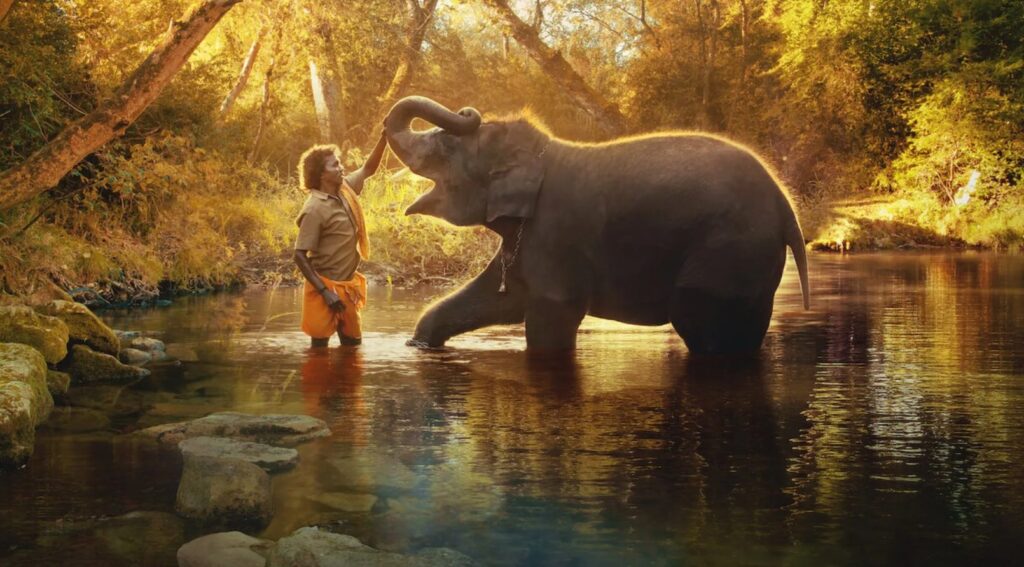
xmin=178 ymin=531 xmax=271 ymax=567
xmin=179 ymin=436 xmax=298 ymax=473
xmin=138 ymin=412 xmax=330 ymax=447
xmin=175 ymin=454 xmax=271 ymax=526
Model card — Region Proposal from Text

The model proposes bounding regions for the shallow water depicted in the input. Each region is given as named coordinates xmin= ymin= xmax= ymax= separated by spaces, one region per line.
xmin=2 ymin=252 xmax=1024 ymax=565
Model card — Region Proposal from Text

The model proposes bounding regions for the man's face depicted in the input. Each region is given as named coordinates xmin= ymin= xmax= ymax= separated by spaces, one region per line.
xmin=322 ymin=154 xmax=345 ymax=184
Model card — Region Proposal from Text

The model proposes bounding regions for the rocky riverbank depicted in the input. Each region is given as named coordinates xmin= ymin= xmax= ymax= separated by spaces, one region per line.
xmin=0 ymin=300 xmax=167 ymax=466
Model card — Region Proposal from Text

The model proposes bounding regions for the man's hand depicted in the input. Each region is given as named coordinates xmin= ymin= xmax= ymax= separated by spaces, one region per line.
xmin=320 ymin=288 xmax=345 ymax=312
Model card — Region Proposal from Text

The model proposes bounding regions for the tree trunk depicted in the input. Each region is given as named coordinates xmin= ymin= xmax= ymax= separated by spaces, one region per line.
xmin=480 ymin=0 xmax=628 ymax=137
xmin=0 ymin=0 xmax=242 ymax=213
xmin=376 ymin=0 xmax=439 ymax=122
xmin=309 ymin=60 xmax=331 ymax=143
xmin=219 ymin=25 xmax=266 ymax=116
xmin=693 ymin=0 xmax=720 ymax=129
xmin=314 ymin=18 xmax=348 ymax=146
xmin=249 ymin=26 xmax=282 ymax=162
xmin=739 ymin=0 xmax=748 ymax=87
xmin=0 ymin=0 xmax=14 ymax=26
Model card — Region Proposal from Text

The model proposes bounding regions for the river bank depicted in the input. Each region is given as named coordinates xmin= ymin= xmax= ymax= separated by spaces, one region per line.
xmin=3 ymin=181 xmax=1019 ymax=310
xmin=802 ymin=191 xmax=1024 ymax=253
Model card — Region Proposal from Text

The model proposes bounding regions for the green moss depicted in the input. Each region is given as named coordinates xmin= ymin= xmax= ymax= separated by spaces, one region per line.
xmin=62 ymin=344 xmax=149 ymax=384
xmin=0 ymin=306 xmax=70 ymax=364
xmin=0 ymin=342 xmax=54 ymax=467
xmin=35 ymin=300 xmax=120 ymax=355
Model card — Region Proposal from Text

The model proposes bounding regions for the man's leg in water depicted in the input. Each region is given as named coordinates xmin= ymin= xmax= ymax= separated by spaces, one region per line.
xmin=338 ymin=326 xmax=361 ymax=346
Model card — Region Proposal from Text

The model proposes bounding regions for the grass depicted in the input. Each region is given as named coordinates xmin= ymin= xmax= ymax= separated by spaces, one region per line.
xmin=806 ymin=190 xmax=1024 ymax=252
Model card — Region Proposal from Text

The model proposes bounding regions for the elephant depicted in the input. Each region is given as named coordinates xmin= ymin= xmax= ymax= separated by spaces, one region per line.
xmin=384 ymin=96 xmax=810 ymax=354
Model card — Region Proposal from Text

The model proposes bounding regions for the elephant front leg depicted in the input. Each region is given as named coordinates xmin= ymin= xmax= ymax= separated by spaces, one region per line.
xmin=410 ymin=256 xmax=526 ymax=348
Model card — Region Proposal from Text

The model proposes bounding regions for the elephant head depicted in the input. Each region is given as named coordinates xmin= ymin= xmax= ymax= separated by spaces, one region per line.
xmin=384 ymin=96 xmax=548 ymax=226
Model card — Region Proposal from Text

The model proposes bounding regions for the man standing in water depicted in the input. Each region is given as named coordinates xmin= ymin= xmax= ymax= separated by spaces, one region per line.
xmin=294 ymin=132 xmax=388 ymax=347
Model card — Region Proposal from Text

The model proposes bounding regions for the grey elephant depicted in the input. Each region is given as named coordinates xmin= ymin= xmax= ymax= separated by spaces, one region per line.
xmin=384 ymin=96 xmax=809 ymax=354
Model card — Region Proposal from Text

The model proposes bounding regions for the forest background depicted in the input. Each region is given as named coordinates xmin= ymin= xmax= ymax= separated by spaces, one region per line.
xmin=1 ymin=0 xmax=1022 ymax=303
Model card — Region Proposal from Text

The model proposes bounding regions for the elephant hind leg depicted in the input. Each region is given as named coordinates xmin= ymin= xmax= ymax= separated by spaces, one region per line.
xmin=670 ymin=287 xmax=774 ymax=355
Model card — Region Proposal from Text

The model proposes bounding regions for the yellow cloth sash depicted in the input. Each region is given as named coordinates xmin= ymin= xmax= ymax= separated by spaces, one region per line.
xmin=340 ymin=181 xmax=370 ymax=260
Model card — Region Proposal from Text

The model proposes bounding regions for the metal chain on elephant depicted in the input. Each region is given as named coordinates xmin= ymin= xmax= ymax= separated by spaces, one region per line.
xmin=493 ymin=139 xmax=544 ymax=292
xmin=498 ymin=219 xmax=526 ymax=293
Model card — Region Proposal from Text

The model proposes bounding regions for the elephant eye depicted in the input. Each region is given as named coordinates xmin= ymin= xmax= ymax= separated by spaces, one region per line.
xmin=489 ymin=168 xmax=510 ymax=178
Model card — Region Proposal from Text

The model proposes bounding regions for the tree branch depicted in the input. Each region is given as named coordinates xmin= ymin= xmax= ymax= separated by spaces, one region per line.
xmin=0 ymin=0 xmax=14 ymax=26
xmin=0 ymin=0 xmax=243 ymax=213
xmin=219 ymin=24 xmax=267 ymax=116
xmin=480 ymin=0 xmax=629 ymax=136
xmin=376 ymin=0 xmax=439 ymax=122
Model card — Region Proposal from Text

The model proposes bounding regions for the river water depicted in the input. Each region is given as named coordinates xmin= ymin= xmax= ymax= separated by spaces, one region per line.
xmin=2 ymin=252 xmax=1023 ymax=565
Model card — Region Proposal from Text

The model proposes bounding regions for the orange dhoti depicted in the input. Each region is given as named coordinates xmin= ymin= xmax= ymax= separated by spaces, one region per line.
xmin=301 ymin=272 xmax=367 ymax=340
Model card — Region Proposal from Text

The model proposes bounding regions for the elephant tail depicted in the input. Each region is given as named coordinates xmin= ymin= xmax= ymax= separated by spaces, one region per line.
xmin=785 ymin=210 xmax=810 ymax=310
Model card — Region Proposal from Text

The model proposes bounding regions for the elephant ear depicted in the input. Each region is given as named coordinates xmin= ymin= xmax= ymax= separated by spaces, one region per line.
xmin=484 ymin=122 xmax=547 ymax=224
xmin=485 ymin=155 xmax=544 ymax=222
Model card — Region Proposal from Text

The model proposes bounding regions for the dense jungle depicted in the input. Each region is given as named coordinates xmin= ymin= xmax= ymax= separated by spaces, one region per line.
xmin=1 ymin=0 xmax=1021 ymax=303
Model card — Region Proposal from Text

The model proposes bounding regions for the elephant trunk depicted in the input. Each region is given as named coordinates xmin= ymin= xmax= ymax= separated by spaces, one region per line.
xmin=384 ymin=96 xmax=481 ymax=170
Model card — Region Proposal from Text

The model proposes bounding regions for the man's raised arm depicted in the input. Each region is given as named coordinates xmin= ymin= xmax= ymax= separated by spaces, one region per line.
xmin=344 ymin=131 xmax=389 ymax=194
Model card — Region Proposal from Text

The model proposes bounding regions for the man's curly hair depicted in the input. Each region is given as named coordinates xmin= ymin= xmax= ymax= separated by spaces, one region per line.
xmin=298 ymin=144 xmax=342 ymax=191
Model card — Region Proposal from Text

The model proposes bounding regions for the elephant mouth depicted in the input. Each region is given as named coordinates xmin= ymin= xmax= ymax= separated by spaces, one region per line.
xmin=405 ymin=185 xmax=442 ymax=216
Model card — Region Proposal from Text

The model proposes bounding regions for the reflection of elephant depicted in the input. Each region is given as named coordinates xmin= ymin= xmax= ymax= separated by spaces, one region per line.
xmin=385 ymin=96 xmax=809 ymax=354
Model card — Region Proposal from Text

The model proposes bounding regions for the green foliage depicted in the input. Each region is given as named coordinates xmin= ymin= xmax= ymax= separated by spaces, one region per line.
xmin=0 ymin=0 xmax=92 ymax=170
xmin=3 ymin=0 xmax=1024 ymax=300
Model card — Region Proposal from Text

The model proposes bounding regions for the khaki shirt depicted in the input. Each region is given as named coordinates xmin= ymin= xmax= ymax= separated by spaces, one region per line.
xmin=295 ymin=189 xmax=360 ymax=281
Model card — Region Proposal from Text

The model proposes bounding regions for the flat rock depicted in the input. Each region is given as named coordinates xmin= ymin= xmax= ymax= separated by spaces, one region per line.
xmin=267 ymin=526 xmax=474 ymax=567
xmin=35 ymin=300 xmax=120 ymax=355
xmin=149 ymin=349 xmax=171 ymax=363
xmin=180 ymin=436 xmax=299 ymax=473
xmin=0 ymin=305 xmax=70 ymax=364
xmin=115 ymin=330 xmax=142 ymax=343
xmin=127 ymin=336 xmax=166 ymax=352
xmin=176 ymin=454 xmax=272 ymax=526
xmin=119 ymin=347 xmax=152 ymax=366
xmin=177 ymin=531 xmax=272 ymax=567
xmin=40 ymin=406 xmax=111 ymax=432
xmin=140 ymin=412 xmax=330 ymax=447
xmin=307 ymin=492 xmax=379 ymax=513
xmin=62 ymin=344 xmax=151 ymax=383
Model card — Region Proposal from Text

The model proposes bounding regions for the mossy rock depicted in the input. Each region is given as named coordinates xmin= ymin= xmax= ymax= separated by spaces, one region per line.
xmin=62 ymin=344 xmax=150 ymax=384
xmin=0 ymin=343 xmax=54 ymax=468
xmin=0 ymin=305 xmax=70 ymax=364
xmin=46 ymin=370 xmax=71 ymax=397
xmin=34 ymin=300 xmax=120 ymax=356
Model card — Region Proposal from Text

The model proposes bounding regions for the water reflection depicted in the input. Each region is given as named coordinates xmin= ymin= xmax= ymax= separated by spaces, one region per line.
xmin=2 ymin=253 xmax=1024 ymax=565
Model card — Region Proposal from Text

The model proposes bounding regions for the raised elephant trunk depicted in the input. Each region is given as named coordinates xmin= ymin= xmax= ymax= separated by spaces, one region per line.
xmin=384 ymin=96 xmax=481 ymax=170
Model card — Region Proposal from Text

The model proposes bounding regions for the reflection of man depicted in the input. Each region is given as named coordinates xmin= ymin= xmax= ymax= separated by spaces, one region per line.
xmin=294 ymin=133 xmax=387 ymax=347
xmin=300 ymin=348 xmax=365 ymax=444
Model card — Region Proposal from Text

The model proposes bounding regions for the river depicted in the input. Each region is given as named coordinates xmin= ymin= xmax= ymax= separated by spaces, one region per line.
xmin=2 ymin=252 xmax=1023 ymax=565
